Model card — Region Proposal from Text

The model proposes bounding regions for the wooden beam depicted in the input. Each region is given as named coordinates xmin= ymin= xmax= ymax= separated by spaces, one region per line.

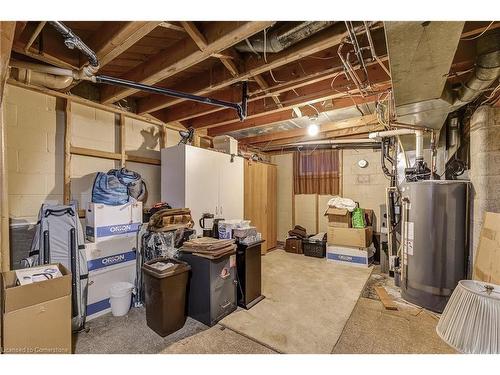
xmin=180 ymin=21 xmax=208 ymax=50
xmin=460 ymin=21 xmax=500 ymax=39
xmin=119 ymin=114 xmax=126 ymax=167
xmin=159 ymin=22 xmax=186 ymax=32
xmin=70 ymin=146 xmax=161 ymax=166
xmin=252 ymin=123 xmax=383 ymax=149
xmin=136 ymin=22 xmax=364 ymax=114
xmin=0 ymin=21 xmax=15 ymax=272
xmin=181 ymin=21 xmax=240 ymax=78
xmin=64 ymin=99 xmax=72 ymax=204
xmin=242 ymin=114 xmax=379 ymax=145
xmin=6 ymin=79 xmax=183 ymax=132
xmin=207 ymin=86 xmax=389 ymax=136
xmin=153 ymin=56 xmax=389 ymax=123
xmin=24 ymin=21 xmax=46 ymax=52
xmin=88 ymin=21 xmax=160 ymax=68
xmin=100 ymin=21 xmax=274 ymax=104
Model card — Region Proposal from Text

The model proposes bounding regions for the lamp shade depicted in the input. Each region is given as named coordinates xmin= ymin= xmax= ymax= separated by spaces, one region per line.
xmin=436 ymin=280 xmax=500 ymax=354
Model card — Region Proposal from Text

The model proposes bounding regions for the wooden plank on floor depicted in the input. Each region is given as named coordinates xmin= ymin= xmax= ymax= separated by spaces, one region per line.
xmin=375 ymin=286 xmax=398 ymax=310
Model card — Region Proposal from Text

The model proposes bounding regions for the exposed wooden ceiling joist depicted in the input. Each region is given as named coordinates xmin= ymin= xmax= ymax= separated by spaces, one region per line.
xmin=100 ymin=21 xmax=274 ymax=104
xmin=154 ymin=56 xmax=389 ymax=123
xmin=240 ymin=113 xmax=379 ymax=145
xmin=136 ymin=22 xmax=365 ymax=114
xmin=1 ymin=22 xmax=16 ymax=103
xmin=190 ymin=62 xmax=391 ymax=131
xmin=87 ymin=21 xmax=160 ymax=68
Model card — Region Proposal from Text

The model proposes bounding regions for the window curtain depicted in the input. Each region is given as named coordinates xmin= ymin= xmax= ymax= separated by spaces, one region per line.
xmin=293 ymin=149 xmax=340 ymax=195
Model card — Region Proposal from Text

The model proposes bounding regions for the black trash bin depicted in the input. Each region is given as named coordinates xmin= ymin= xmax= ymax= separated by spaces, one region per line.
xmin=142 ymin=258 xmax=191 ymax=337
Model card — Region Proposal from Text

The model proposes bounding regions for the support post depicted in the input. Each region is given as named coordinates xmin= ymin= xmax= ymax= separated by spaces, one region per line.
xmin=64 ymin=99 xmax=72 ymax=205
xmin=120 ymin=114 xmax=126 ymax=167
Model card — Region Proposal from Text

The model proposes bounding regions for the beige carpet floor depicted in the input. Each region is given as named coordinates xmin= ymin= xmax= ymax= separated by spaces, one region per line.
xmin=162 ymin=325 xmax=277 ymax=354
xmin=219 ymin=250 xmax=372 ymax=353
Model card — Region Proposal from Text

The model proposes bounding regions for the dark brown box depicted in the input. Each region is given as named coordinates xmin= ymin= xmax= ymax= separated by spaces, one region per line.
xmin=285 ymin=238 xmax=303 ymax=254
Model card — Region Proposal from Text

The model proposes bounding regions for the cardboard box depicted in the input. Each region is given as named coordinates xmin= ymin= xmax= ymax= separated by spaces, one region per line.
xmin=213 ymin=135 xmax=238 ymax=155
xmin=327 ymin=226 xmax=373 ymax=248
xmin=324 ymin=207 xmax=351 ymax=228
xmin=285 ymin=238 xmax=303 ymax=254
xmin=473 ymin=212 xmax=500 ymax=285
xmin=1 ymin=263 xmax=72 ymax=354
xmin=86 ymin=202 xmax=142 ymax=242
xmin=85 ymin=237 xmax=137 ymax=320
xmin=326 ymin=245 xmax=374 ymax=267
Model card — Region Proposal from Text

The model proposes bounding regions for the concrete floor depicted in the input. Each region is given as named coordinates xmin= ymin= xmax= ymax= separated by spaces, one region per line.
xmin=74 ymin=260 xmax=455 ymax=354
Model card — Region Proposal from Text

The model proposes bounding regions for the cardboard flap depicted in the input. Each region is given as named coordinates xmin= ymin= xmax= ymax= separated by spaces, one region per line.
xmin=2 ymin=264 xmax=71 ymax=313
xmin=473 ymin=212 xmax=500 ymax=285
xmin=324 ymin=207 xmax=349 ymax=216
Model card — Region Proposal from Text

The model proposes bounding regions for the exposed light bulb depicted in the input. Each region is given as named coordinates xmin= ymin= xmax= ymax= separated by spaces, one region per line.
xmin=308 ymin=123 xmax=319 ymax=137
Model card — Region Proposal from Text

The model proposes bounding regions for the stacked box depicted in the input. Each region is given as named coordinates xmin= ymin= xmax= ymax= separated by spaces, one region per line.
xmin=325 ymin=206 xmax=374 ymax=267
xmin=326 ymin=245 xmax=375 ymax=267
xmin=84 ymin=201 xmax=142 ymax=319
xmin=85 ymin=236 xmax=137 ymax=320
xmin=85 ymin=202 xmax=142 ymax=242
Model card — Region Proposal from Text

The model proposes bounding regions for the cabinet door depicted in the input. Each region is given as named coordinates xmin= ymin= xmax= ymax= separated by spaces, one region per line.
xmin=266 ymin=164 xmax=278 ymax=250
xmin=217 ymin=153 xmax=244 ymax=220
xmin=185 ymin=146 xmax=219 ymax=234
xmin=244 ymin=161 xmax=268 ymax=254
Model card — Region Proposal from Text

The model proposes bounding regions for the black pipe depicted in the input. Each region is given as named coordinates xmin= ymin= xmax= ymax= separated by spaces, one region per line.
xmin=49 ymin=21 xmax=249 ymax=121
xmin=96 ymin=75 xmax=248 ymax=121
xmin=49 ymin=21 xmax=99 ymax=67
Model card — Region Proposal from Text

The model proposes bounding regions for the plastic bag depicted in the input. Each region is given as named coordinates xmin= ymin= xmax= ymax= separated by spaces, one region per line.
xmin=352 ymin=208 xmax=366 ymax=228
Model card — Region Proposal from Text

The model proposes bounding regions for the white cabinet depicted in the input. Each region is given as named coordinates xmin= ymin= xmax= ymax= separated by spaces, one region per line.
xmin=161 ymin=144 xmax=244 ymax=235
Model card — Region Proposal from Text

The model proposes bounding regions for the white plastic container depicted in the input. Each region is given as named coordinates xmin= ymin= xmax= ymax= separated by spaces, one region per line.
xmin=109 ymin=282 xmax=135 ymax=317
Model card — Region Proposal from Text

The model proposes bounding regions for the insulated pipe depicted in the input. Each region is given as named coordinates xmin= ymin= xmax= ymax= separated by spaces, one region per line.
xmin=454 ymin=29 xmax=500 ymax=106
xmin=49 ymin=21 xmax=99 ymax=68
xmin=235 ymin=22 xmax=333 ymax=53
xmin=13 ymin=68 xmax=74 ymax=90
xmin=10 ymin=60 xmax=74 ymax=77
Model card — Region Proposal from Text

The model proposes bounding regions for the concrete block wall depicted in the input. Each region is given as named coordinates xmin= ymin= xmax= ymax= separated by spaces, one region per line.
xmin=342 ymin=149 xmax=389 ymax=232
xmin=470 ymin=105 xmax=500 ymax=259
xmin=3 ymin=84 xmax=180 ymax=224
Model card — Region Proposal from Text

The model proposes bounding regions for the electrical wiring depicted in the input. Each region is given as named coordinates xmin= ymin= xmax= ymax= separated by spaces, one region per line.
xmin=263 ymin=27 xmax=286 ymax=84
xmin=461 ymin=21 xmax=495 ymax=41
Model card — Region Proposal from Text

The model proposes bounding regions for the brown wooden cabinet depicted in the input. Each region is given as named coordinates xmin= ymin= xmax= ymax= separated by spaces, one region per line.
xmin=244 ymin=160 xmax=277 ymax=254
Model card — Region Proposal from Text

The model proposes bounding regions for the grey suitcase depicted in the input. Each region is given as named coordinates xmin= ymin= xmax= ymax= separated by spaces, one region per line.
xmin=23 ymin=203 xmax=88 ymax=331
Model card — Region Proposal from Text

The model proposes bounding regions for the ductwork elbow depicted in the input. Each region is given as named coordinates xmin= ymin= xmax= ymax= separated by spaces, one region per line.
xmin=454 ymin=29 xmax=500 ymax=106
xmin=13 ymin=68 xmax=74 ymax=90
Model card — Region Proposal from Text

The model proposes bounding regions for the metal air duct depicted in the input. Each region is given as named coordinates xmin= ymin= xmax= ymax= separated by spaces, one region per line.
xmin=235 ymin=22 xmax=334 ymax=53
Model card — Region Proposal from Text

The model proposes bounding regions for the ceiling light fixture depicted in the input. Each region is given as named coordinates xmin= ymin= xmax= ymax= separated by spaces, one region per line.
xmin=308 ymin=123 xmax=320 ymax=137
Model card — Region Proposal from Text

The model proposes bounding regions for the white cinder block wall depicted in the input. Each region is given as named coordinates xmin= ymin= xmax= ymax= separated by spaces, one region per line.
xmin=3 ymin=84 xmax=180 ymax=224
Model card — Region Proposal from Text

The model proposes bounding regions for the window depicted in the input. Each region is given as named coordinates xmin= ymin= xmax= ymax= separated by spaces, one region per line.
xmin=293 ymin=149 xmax=340 ymax=195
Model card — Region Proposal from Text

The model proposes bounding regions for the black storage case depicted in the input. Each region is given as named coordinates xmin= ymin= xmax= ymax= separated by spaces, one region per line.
xmin=302 ymin=236 xmax=326 ymax=258
xmin=236 ymin=240 xmax=265 ymax=309
xmin=179 ymin=252 xmax=237 ymax=326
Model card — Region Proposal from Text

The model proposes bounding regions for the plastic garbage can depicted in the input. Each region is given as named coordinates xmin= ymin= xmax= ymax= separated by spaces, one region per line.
xmin=142 ymin=258 xmax=191 ymax=337
xmin=109 ymin=282 xmax=135 ymax=317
